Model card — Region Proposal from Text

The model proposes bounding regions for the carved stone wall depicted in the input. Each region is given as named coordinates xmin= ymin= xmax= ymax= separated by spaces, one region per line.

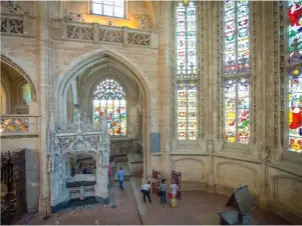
xmin=1 ymin=1 xmax=302 ymax=223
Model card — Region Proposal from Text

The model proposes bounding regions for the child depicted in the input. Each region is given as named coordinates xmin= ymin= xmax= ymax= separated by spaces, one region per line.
xmin=141 ymin=181 xmax=152 ymax=203
xmin=170 ymin=180 xmax=179 ymax=208
xmin=159 ymin=179 xmax=167 ymax=204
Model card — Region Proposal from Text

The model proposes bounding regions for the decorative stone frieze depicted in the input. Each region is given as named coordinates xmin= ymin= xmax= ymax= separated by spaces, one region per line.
xmin=0 ymin=14 xmax=36 ymax=37
xmin=127 ymin=31 xmax=150 ymax=46
xmin=55 ymin=20 xmax=156 ymax=47
xmin=67 ymin=24 xmax=93 ymax=40
xmin=1 ymin=17 xmax=24 ymax=34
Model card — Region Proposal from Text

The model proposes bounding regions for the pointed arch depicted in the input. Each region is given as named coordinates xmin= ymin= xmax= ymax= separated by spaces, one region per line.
xmin=0 ymin=54 xmax=37 ymax=102
xmin=56 ymin=48 xmax=152 ymax=177
xmin=56 ymin=49 xmax=151 ymax=121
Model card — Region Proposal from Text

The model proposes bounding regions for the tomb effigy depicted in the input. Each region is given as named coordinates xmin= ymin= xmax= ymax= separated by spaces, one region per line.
xmin=47 ymin=111 xmax=110 ymax=212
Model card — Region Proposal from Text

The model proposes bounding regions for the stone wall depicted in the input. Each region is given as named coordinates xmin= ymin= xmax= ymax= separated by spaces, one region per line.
xmin=110 ymin=138 xmax=141 ymax=157
xmin=1 ymin=1 xmax=302 ymax=223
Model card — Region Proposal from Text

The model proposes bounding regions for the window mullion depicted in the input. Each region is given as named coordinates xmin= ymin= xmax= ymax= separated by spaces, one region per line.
xmin=185 ymin=4 xmax=189 ymax=140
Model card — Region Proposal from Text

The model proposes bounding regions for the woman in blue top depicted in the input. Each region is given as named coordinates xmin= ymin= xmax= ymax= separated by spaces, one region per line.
xmin=159 ymin=179 xmax=167 ymax=204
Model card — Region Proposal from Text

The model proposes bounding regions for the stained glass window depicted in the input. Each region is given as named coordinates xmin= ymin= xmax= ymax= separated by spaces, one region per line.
xmin=287 ymin=0 xmax=302 ymax=64
xmin=175 ymin=1 xmax=198 ymax=140
xmin=223 ymin=0 xmax=250 ymax=144
xmin=288 ymin=68 xmax=302 ymax=153
xmin=93 ymin=78 xmax=126 ymax=136
xmin=287 ymin=0 xmax=302 ymax=153
xmin=22 ymin=84 xmax=31 ymax=105
xmin=92 ymin=0 xmax=124 ymax=18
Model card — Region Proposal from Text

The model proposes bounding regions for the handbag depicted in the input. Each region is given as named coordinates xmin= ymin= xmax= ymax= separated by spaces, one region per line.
xmin=168 ymin=192 xmax=173 ymax=199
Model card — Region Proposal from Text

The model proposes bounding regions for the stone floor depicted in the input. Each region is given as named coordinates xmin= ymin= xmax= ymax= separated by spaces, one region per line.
xmin=26 ymin=178 xmax=290 ymax=225
xmin=28 ymin=181 xmax=142 ymax=225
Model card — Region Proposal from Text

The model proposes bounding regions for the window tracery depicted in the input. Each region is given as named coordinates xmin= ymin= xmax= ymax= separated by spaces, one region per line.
xmin=175 ymin=1 xmax=198 ymax=141
xmin=223 ymin=0 xmax=250 ymax=144
xmin=93 ymin=78 xmax=127 ymax=136
xmin=287 ymin=0 xmax=302 ymax=153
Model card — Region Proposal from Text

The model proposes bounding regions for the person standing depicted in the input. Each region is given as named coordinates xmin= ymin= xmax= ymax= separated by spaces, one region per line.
xmin=141 ymin=181 xmax=152 ymax=203
xmin=170 ymin=180 xmax=179 ymax=208
xmin=117 ymin=167 xmax=125 ymax=190
xmin=159 ymin=179 xmax=167 ymax=204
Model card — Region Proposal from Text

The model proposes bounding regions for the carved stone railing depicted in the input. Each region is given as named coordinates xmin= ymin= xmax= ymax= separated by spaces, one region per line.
xmin=51 ymin=19 xmax=158 ymax=48
xmin=0 ymin=14 xmax=36 ymax=37
xmin=0 ymin=115 xmax=40 ymax=136
xmin=14 ymin=105 xmax=29 ymax=114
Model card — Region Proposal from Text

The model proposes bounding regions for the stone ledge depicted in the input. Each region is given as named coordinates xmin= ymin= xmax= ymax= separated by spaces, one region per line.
xmin=0 ymin=134 xmax=39 ymax=139
xmin=213 ymin=152 xmax=262 ymax=164
xmin=170 ymin=152 xmax=209 ymax=156
xmin=269 ymin=162 xmax=302 ymax=177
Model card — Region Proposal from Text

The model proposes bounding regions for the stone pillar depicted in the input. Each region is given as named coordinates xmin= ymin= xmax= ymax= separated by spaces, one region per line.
xmin=157 ymin=1 xmax=173 ymax=178
xmin=71 ymin=79 xmax=79 ymax=106
xmin=37 ymin=1 xmax=55 ymax=215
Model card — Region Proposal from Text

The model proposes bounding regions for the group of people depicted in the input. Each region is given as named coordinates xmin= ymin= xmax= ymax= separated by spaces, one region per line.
xmin=141 ymin=179 xmax=180 ymax=207
xmin=116 ymin=167 xmax=180 ymax=208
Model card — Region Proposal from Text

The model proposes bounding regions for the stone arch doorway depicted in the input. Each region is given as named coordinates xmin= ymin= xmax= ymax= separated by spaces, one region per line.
xmin=0 ymin=55 xmax=37 ymax=114
xmin=56 ymin=49 xmax=151 ymax=178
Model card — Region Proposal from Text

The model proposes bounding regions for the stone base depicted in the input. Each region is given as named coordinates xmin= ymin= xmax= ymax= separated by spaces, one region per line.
xmin=51 ymin=200 xmax=68 ymax=213
xmin=95 ymin=195 xmax=109 ymax=205
xmin=50 ymin=196 xmax=102 ymax=213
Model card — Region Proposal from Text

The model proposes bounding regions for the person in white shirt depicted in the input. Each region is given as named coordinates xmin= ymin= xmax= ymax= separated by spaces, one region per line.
xmin=170 ymin=180 xmax=179 ymax=208
xmin=141 ymin=181 xmax=152 ymax=203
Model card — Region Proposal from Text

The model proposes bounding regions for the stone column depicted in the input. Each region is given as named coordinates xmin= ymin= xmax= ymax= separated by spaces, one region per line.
xmin=157 ymin=1 xmax=173 ymax=178
xmin=71 ymin=79 xmax=79 ymax=106
xmin=37 ymin=1 xmax=56 ymax=215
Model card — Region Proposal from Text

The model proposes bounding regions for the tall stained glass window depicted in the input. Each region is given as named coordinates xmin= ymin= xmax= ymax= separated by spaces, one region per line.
xmin=93 ymin=78 xmax=127 ymax=136
xmin=287 ymin=0 xmax=302 ymax=153
xmin=175 ymin=1 xmax=198 ymax=140
xmin=223 ymin=0 xmax=250 ymax=144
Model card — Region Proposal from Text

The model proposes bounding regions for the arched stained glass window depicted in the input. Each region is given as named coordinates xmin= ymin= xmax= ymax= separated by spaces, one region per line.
xmin=287 ymin=0 xmax=302 ymax=153
xmin=175 ymin=1 xmax=198 ymax=141
xmin=223 ymin=0 xmax=250 ymax=144
xmin=93 ymin=78 xmax=127 ymax=136
xmin=22 ymin=84 xmax=32 ymax=105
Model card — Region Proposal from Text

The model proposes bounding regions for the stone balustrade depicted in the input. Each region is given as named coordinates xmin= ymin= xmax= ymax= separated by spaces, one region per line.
xmin=0 ymin=13 xmax=37 ymax=38
xmin=52 ymin=19 xmax=158 ymax=48
xmin=1 ymin=14 xmax=158 ymax=47
xmin=14 ymin=105 xmax=29 ymax=114
xmin=0 ymin=115 xmax=40 ymax=136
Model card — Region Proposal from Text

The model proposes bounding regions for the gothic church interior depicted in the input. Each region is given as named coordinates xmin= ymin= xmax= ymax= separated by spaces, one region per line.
xmin=0 ymin=0 xmax=302 ymax=224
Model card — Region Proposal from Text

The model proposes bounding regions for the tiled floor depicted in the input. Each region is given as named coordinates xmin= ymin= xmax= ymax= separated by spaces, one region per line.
xmin=27 ymin=178 xmax=291 ymax=225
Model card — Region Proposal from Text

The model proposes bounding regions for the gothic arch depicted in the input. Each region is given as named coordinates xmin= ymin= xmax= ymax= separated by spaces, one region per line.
xmin=56 ymin=49 xmax=151 ymax=120
xmin=56 ymin=48 xmax=152 ymax=177
xmin=0 ymin=54 xmax=37 ymax=102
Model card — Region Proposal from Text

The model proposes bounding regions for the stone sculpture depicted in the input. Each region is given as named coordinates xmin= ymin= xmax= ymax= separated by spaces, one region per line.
xmin=47 ymin=111 xmax=110 ymax=212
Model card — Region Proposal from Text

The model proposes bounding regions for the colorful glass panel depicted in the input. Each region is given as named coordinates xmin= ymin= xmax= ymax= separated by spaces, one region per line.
xmin=175 ymin=1 xmax=198 ymax=141
xmin=224 ymin=0 xmax=250 ymax=75
xmin=287 ymin=0 xmax=302 ymax=64
xmin=22 ymin=84 xmax=32 ymax=105
xmin=177 ymin=83 xmax=198 ymax=140
xmin=93 ymin=78 xmax=126 ymax=136
xmin=288 ymin=68 xmax=302 ymax=153
xmin=224 ymin=79 xmax=250 ymax=143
